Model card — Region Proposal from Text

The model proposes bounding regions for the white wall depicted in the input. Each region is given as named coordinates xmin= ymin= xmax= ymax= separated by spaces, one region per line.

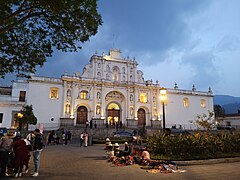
xmin=165 ymin=93 xmax=213 ymax=129
xmin=27 ymin=81 xmax=63 ymax=130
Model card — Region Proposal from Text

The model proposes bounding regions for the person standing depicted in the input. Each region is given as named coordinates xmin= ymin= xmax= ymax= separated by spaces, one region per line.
xmin=83 ymin=131 xmax=88 ymax=147
xmin=80 ymin=132 xmax=83 ymax=147
xmin=31 ymin=129 xmax=44 ymax=177
xmin=0 ymin=132 xmax=14 ymax=177
xmin=90 ymin=120 xmax=93 ymax=129
xmin=62 ymin=131 xmax=66 ymax=145
xmin=85 ymin=121 xmax=89 ymax=129
xmin=55 ymin=129 xmax=62 ymax=145
xmin=12 ymin=135 xmax=28 ymax=178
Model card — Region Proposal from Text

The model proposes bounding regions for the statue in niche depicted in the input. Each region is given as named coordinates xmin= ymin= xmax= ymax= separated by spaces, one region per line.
xmin=130 ymin=107 xmax=133 ymax=116
xmin=130 ymin=94 xmax=133 ymax=101
xmin=97 ymin=92 xmax=101 ymax=99
xmin=65 ymin=104 xmax=71 ymax=114
xmin=67 ymin=89 xmax=71 ymax=98
xmin=96 ymin=105 xmax=101 ymax=114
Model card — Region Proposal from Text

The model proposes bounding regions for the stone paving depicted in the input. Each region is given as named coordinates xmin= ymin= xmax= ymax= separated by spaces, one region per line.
xmin=5 ymin=143 xmax=240 ymax=180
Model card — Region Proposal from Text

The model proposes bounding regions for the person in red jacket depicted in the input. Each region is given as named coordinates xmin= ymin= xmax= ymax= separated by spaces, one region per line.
xmin=12 ymin=135 xmax=28 ymax=178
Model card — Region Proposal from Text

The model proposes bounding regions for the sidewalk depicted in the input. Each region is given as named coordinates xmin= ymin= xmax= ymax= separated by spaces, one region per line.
xmin=176 ymin=157 xmax=240 ymax=166
xmin=5 ymin=143 xmax=240 ymax=180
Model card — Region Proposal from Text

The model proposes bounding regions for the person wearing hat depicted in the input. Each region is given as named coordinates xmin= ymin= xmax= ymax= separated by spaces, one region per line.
xmin=31 ymin=129 xmax=45 ymax=177
xmin=104 ymin=138 xmax=111 ymax=150
xmin=106 ymin=143 xmax=114 ymax=159
xmin=114 ymin=143 xmax=120 ymax=157
xmin=119 ymin=142 xmax=131 ymax=156
xmin=0 ymin=132 xmax=14 ymax=177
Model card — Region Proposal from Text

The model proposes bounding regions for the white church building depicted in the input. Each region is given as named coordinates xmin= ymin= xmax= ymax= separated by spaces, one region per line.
xmin=0 ymin=49 xmax=214 ymax=131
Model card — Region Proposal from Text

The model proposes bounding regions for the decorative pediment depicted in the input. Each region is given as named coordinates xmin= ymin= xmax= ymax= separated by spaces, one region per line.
xmin=105 ymin=91 xmax=124 ymax=102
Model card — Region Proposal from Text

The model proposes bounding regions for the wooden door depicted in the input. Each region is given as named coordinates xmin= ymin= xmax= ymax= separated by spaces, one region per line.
xmin=77 ymin=106 xmax=87 ymax=124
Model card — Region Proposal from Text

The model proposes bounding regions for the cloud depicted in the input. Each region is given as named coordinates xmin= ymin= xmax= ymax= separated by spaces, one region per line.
xmin=216 ymin=35 xmax=240 ymax=52
xmin=181 ymin=51 xmax=220 ymax=90
xmin=98 ymin=0 xmax=210 ymax=63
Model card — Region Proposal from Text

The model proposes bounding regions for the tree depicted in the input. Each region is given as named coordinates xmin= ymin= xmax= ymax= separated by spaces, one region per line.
xmin=214 ymin=104 xmax=225 ymax=125
xmin=0 ymin=0 xmax=102 ymax=78
xmin=192 ymin=111 xmax=215 ymax=130
xmin=15 ymin=104 xmax=37 ymax=131
xmin=214 ymin=104 xmax=225 ymax=117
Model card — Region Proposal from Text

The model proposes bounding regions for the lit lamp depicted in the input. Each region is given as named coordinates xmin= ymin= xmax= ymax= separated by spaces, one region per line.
xmin=17 ymin=112 xmax=23 ymax=131
xmin=160 ymin=87 xmax=167 ymax=131
xmin=17 ymin=112 xmax=23 ymax=118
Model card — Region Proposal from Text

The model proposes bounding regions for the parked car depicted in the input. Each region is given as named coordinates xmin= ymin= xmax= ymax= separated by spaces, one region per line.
xmin=165 ymin=128 xmax=191 ymax=136
xmin=113 ymin=131 xmax=133 ymax=138
xmin=0 ymin=127 xmax=7 ymax=135
xmin=216 ymin=126 xmax=235 ymax=130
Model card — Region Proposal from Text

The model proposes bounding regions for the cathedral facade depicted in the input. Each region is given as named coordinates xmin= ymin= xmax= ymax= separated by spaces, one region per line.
xmin=0 ymin=49 xmax=214 ymax=130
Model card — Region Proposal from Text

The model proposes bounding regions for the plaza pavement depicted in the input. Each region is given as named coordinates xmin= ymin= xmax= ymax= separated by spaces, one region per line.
xmin=5 ymin=143 xmax=240 ymax=180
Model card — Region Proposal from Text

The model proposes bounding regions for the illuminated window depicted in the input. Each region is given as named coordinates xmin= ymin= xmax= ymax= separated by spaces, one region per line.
xmin=140 ymin=93 xmax=147 ymax=103
xmin=183 ymin=98 xmax=189 ymax=107
xmin=50 ymin=87 xmax=59 ymax=99
xmin=80 ymin=91 xmax=88 ymax=99
xmin=201 ymin=99 xmax=206 ymax=108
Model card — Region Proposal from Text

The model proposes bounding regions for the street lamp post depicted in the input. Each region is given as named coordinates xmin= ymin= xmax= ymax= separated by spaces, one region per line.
xmin=160 ymin=88 xmax=167 ymax=132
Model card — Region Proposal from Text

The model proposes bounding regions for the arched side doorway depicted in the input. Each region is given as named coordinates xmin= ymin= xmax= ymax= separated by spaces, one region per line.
xmin=76 ymin=106 xmax=88 ymax=124
xmin=107 ymin=103 xmax=120 ymax=126
xmin=137 ymin=108 xmax=146 ymax=126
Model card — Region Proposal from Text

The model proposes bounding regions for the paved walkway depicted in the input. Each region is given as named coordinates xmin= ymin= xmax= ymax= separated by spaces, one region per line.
xmin=5 ymin=144 xmax=240 ymax=179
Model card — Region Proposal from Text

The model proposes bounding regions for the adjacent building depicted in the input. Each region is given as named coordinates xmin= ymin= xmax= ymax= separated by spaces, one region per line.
xmin=0 ymin=49 xmax=214 ymax=131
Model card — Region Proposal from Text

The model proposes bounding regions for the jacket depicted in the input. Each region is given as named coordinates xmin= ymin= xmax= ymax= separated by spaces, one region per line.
xmin=32 ymin=133 xmax=44 ymax=151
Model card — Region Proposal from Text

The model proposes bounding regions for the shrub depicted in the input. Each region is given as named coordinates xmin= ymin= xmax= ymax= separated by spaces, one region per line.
xmin=146 ymin=130 xmax=240 ymax=160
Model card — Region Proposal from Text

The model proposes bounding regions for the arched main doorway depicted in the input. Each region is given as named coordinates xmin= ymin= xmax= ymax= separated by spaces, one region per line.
xmin=137 ymin=108 xmax=146 ymax=126
xmin=76 ymin=106 xmax=88 ymax=124
xmin=107 ymin=103 xmax=120 ymax=126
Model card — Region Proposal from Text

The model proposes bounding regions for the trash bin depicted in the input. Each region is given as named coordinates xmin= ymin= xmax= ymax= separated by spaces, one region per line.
xmin=88 ymin=135 xmax=93 ymax=146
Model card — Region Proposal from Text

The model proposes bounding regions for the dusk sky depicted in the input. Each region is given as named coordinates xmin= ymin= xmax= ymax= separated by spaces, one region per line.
xmin=2 ymin=0 xmax=240 ymax=97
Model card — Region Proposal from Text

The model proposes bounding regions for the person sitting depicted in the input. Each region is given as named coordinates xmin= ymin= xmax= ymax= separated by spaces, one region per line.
xmin=119 ymin=142 xmax=131 ymax=156
xmin=132 ymin=147 xmax=142 ymax=165
xmin=104 ymin=138 xmax=111 ymax=150
xmin=141 ymin=147 xmax=150 ymax=166
xmin=106 ymin=144 xmax=114 ymax=159
xmin=113 ymin=143 xmax=120 ymax=157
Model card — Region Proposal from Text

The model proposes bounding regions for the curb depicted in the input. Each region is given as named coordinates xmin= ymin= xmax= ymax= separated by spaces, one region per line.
xmin=175 ymin=157 xmax=240 ymax=166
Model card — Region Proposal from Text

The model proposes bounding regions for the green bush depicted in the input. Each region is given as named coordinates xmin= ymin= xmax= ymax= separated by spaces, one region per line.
xmin=146 ymin=130 xmax=240 ymax=160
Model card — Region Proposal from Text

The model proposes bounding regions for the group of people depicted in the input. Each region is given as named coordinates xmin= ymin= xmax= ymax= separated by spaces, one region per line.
xmin=85 ymin=120 xmax=97 ymax=129
xmin=46 ymin=129 xmax=72 ymax=145
xmin=104 ymin=138 xmax=151 ymax=166
xmin=79 ymin=131 xmax=88 ymax=147
xmin=104 ymin=138 xmax=184 ymax=174
xmin=0 ymin=128 xmax=44 ymax=178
